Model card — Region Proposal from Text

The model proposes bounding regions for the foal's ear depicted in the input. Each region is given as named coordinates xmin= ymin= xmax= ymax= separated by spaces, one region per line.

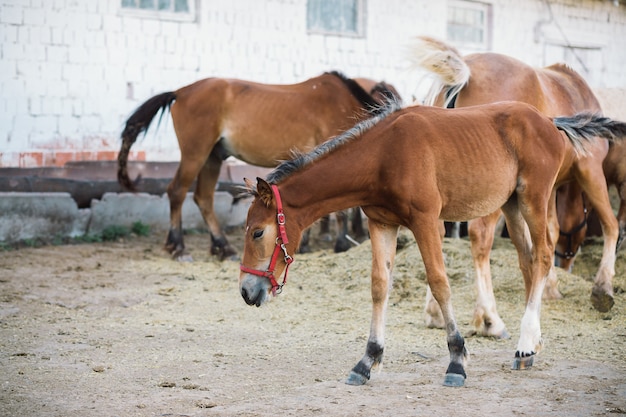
xmin=256 ymin=177 xmax=274 ymax=208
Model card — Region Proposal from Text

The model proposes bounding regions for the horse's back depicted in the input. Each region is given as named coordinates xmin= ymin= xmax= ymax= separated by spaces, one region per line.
xmin=537 ymin=63 xmax=602 ymax=114
xmin=381 ymin=103 xmax=561 ymax=220
xmin=457 ymin=53 xmax=546 ymax=109
xmin=460 ymin=53 xmax=601 ymax=116
xmin=169 ymin=73 xmax=372 ymax=166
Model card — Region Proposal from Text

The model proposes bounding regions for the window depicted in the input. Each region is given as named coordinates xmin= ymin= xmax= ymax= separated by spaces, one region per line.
xmin=307 ymin=0 xmax=366 ymax=37
xmin=120 ymin=0 xmax=196 ymax=22
xmin=447 ymin=1 xmax=491 ymax=50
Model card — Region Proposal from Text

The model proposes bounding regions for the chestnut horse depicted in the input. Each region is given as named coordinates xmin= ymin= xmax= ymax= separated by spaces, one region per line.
xmin=239 ymin=99 xmax=626 ymax=387
xmin=409 ymin=36 xmax=618 ymax=340
xmin=118 ymin=71 xmax=399 ymax=261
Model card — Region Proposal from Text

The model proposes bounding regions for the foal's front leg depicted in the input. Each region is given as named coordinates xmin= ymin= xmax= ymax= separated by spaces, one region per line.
xmin=416 ymin=221 xmax=469 ymax=387
xmin=346 ymin=221 xmax=398 ymax=385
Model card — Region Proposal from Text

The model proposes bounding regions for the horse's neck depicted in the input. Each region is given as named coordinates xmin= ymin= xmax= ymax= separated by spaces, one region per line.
xmin=280 ymin=167 xmax=369 ymax=230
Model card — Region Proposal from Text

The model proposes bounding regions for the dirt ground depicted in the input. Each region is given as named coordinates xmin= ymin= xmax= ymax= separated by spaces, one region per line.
xmin=1 ymin=224 xmax=625 ymax=417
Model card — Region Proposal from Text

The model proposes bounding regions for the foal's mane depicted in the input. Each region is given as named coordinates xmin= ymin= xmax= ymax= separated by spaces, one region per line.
xmin=267 ymin=99 xmax=403 ymax=185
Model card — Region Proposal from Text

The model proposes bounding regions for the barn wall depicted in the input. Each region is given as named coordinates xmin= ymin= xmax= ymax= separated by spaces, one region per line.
xmin=1 ymin=0 xmax=625 ymax=167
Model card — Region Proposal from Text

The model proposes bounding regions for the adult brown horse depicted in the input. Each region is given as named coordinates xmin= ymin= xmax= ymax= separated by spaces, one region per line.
xmin=118 ymin=71 xmax=399 ymax=261
xmin=238 ymin=99 xmax=626 ymax=387
xmin=409 ymin=36 xmax=618 ymax=340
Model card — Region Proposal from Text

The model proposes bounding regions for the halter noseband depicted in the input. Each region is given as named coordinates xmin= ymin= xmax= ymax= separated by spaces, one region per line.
xmin=240 ymin=184 xmax=294 ymax=295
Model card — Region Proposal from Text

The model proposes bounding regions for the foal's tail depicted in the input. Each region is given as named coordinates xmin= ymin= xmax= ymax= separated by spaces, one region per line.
xmin=554 ymin=113 xmax=626 ymax=155
xmin=407 ymin=36 xmax=470 ymax=107
xmin=118 ymin=92 xmax=177 ymax=191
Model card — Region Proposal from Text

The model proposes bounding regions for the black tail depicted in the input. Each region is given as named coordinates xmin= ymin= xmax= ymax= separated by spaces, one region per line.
xmin=118 ymin=92 xmax=177 ymax=191
xmin=554 ymin=113 xmax=626 ymax=155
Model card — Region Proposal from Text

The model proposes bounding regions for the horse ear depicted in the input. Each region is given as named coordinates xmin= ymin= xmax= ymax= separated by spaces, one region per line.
xmin=243 ymin=177 xmax=257 ymax=194
xmin=256 ymin=177 xmax=274 ymax=208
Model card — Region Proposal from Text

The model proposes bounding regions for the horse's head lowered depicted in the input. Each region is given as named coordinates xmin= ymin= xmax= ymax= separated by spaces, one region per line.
xmin=239 ymin=178 xmax=297 ymax=307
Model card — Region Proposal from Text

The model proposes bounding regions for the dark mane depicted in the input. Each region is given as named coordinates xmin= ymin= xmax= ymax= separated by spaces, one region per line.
xmin=325 ymin=70 xmax=381 ymax=115
xmin=267 ymin=98 xmax=404 ymax=185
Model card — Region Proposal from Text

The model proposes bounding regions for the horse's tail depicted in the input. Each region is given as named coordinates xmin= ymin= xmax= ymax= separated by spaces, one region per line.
xmin=118 ymin=92 xmax=177 ymax=191
xmin=407 ymin=36 xmax=470 ymax=107
xmin=554 ymin=113 xmax=626 ymax=155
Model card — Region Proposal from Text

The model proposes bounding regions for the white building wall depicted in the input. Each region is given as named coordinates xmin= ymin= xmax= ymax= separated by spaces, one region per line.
xmin=0 ymin=0 xmax=625 ymax=167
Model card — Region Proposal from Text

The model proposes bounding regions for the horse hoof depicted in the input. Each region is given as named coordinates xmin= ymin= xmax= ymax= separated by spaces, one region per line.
xmin=512 ymin=354 xmax=534 ymax=370
xmin=176 ymin=254 xmax=194 ymax=262
xmin=443 ymin=373 xmax=465 ymax=387
xmin=590 ymin=289 xmax=614 ymax=313
xmin=345 ymin=371 xmax=368 ymax=386
xmin=498 ymin=329 xmax=511 ymax=340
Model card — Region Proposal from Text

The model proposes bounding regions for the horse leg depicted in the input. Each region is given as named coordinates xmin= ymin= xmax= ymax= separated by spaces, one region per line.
xmin=501 ymin=197 xmax=552 ymax=370
xmin=334 ymin=211 xmax=352 ymax=253
xmin=298 ymin=228 xmax=312 ymax=253
xmin=553 ymin=184 xmax=586 ymax=273
xmin=346 ymin=220 xmax=398 ymax=386
xmin=415 ymin=219 xmax=468 ymax=387
xmin=424 ymin=285 xmax=445 ymax=329
xmin=616 ymin=182 xmax=626 ymax=251
xmin=193 ymin=149 xmax=238 ymax=261
xmin=351 ymin=208 xmax=367 ymax=240
xmin=316 ymin=215 xmax=332 ymax=243
xmin=544 ymin=191 xmax=562 ymax=300
xmin=467 ymin=211 xmax=509 ymax=338
xmin=576 ymin=169 xmax=617 ymax=312
xmin=165 ymin=160 xmax=206 ymax=261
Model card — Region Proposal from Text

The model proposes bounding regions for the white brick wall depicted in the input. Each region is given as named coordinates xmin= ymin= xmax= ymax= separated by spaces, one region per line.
xmin=0 ymin=0 xmax=625 ymax=167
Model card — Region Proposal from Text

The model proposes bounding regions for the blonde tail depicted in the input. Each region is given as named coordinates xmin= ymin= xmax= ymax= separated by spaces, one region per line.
xmin=407 ymin=36 xmax=470 ymax=107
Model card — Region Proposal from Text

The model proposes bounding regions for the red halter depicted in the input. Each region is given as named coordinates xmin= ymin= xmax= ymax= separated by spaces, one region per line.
xmin=240 ymin=184 xmax=294 ymax=295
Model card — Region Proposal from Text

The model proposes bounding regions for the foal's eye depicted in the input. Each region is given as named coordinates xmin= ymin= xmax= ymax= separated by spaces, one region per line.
xmin=252 ymin=229 xmax=264 ymax=239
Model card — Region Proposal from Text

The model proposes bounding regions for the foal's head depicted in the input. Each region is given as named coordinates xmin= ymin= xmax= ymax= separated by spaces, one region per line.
xmin=239 ymin=178 xmax=298 ymax=307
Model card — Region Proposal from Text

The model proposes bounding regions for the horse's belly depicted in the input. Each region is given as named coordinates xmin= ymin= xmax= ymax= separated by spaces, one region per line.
xmin=438 ymin=179 xmax=515 ymax=221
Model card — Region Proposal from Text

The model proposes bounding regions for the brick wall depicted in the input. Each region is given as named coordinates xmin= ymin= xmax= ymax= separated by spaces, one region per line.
xmin=1 ymin=0 xmax=625 ymax=168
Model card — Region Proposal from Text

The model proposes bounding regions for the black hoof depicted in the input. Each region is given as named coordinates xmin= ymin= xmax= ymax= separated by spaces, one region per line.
xmin=591 ymin=289 xmax=614 ymax=313
xmin=345 ymin=371 xmax=368 ymax=386
xmin=443 ymin=373 xmax=465 ymax=387
xmin=512 ymin=354 xmax=535 ymax=370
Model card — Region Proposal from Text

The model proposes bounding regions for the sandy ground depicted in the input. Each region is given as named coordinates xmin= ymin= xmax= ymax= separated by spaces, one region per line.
xmin=1 ymin=226 xmax=625 ymax=417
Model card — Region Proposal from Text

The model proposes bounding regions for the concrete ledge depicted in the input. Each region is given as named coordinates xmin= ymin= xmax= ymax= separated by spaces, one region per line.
xmin=0 ymin=191 xmax=250 ymax=243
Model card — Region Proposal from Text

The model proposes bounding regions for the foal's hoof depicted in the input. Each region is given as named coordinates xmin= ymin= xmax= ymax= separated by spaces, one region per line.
xmin=512 ymin=354 xmax=535 ymax=370
xmin=443 ymin=373 xmax=465 ymax=387
xmin=345 ymin=371 xmax=368 ymax=386
xmin=590 ymin=287 xmax=614 ymax=313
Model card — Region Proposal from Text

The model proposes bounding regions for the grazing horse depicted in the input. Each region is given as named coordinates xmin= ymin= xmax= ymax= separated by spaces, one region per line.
xmin=409 ymin=36 xmax=618 ymax=339
xmin=118 ymin=71 xmax=399 ymax=261
xmin=239 ymin=99 xmax=626 ymax=387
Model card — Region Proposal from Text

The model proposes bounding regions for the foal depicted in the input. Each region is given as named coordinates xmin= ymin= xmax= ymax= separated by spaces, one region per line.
xmin=239 ymin=100 xmax=626 ymax=387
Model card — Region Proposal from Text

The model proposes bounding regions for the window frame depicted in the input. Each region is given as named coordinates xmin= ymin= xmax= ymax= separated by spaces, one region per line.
xmin=119 ymin=0 xmax=197 ymax=23
xmin=446 ymin=0 xmax=492 ymax=50
xmin=306 ymin=0 xmax=367 ymax=38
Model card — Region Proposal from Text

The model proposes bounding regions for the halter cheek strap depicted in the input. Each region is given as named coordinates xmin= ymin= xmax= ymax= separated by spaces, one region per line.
xmin=240 ymin=185 xmax=294 ymax=295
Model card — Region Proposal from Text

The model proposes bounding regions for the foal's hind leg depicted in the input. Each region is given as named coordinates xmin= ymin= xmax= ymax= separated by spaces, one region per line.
xmin=346 ymin=220 xmax=398 ymax=386
xmin=501 ymin=199 xmax=552 ymax=370
xmin=194 ymin=149 xmax=238 ymax=261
